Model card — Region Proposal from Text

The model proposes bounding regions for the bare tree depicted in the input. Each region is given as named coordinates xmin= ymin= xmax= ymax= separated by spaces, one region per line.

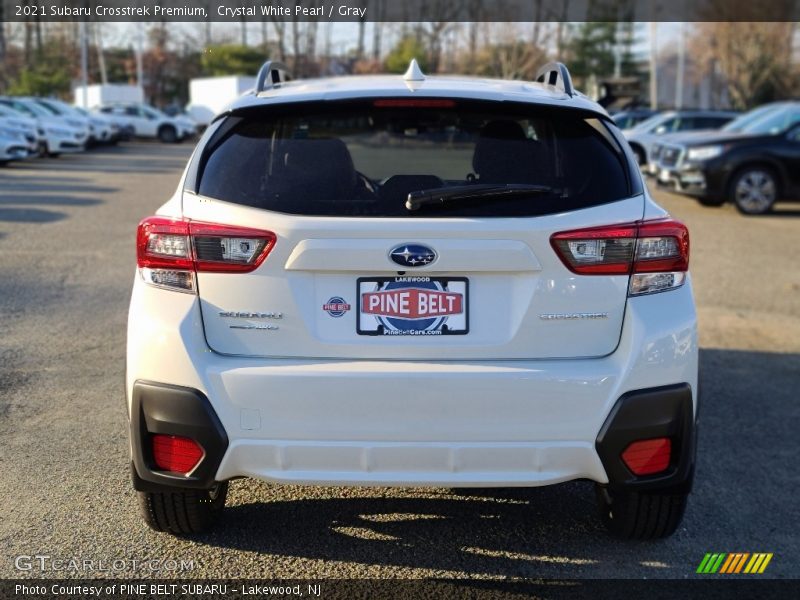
xmin=475 ymin=23 xmax=550 ymax=80
xmin=0 ymin=3 xmax=6 ymax=65
xmin=371 ymin=0 xmax=386 ymax=61
xmin=270 ymin=18 xmax=286 ymax=61
xmin=93 ymin=22 xmax=108 ymax=84
xmin=690 ymin=22 xmax=797 ymax=108
xmin=291 ymin=21 xmax=300 ymax=73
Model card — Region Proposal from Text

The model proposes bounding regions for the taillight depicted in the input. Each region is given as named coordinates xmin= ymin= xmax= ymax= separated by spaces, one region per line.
xmin=136 ymin=217 xmax=276 ymax=292
xmin=152 ymin=434 xmax=204 ymax=474
xmin=621 ymin=437 xmax=672 ymax=476
xmin=550 ymin=219 xmax=689 ymax=296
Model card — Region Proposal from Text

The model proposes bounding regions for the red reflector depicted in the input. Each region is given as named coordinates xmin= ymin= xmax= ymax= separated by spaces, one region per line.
xmin=373 ymin=99 xmax=456 ymax=108
xmin=152 ymin=435 xmax=204 ymax=474
xmin=621 ymin=438 xmax=672 ymax=476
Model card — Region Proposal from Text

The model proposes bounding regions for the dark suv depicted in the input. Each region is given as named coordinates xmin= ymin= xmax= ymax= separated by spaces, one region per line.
xmin=655 ymin=102 xmax=800 ymax=214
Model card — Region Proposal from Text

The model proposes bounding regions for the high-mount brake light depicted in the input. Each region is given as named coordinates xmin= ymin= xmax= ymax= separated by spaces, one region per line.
xmin=550 ymin=219 xmax=689 ymax=296
xmin=136 ymin=217 xmax=276 ymax=293
xmin=373 ymin=99 xmax=456 ymax=108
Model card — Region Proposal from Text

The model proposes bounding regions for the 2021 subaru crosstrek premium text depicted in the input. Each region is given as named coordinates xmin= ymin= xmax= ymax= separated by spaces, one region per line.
xmin=127 ymin=61 xmax=698 ymax=539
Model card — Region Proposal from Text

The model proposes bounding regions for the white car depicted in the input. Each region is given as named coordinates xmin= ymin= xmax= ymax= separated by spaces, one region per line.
xmin=33 ymin=97 xmax=92 ymax=141
xmin=36 ymin=98 xmax=118 ymax=146
xmin=72 ymin=106 xmax=119 ymax=144
xmin=127 ymin=61 xmax=698 ymax=539
xmin=0 ymin=97 xmax=87 ymax=157
xmin=97 ymin=103 xmax=195 ymax=143
xmin=0 ymin=129 xmax=30 ymax=164
xmin=0 ymin=104 xmax=40 ymax=155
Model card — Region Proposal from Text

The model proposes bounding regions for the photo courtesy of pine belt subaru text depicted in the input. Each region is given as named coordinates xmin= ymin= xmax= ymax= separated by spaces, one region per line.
xmin=127 ymin=59 xmax=698 ymax=539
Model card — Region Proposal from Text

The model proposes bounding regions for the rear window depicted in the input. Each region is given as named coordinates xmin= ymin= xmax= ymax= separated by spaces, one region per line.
xmin=194 ymin=100 xmax=636 ymax=217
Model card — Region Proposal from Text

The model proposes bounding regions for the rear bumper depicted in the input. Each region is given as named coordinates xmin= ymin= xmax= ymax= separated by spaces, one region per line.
xmin=127 ymin=276 xmax=698 ymax=489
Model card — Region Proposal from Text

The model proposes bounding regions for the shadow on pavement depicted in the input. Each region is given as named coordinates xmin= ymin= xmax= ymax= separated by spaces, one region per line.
xmin=0 ymin=207 xmax=68 ymax=223
xmin=0 ymin=179 xmax=118 ymax=195
xmin=201 ymin=482 xmax=609 ymax=578
xmin=0 ymin=195 xmax=103 ymax=207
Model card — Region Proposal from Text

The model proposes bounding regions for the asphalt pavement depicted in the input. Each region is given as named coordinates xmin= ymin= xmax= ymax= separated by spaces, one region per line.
xmin=0 ymin=143 xmax=798 ymax=581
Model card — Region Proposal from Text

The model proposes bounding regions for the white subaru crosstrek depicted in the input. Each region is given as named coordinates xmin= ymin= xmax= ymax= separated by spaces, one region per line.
xmin=127 ymin=61 xmax=698 ymax=539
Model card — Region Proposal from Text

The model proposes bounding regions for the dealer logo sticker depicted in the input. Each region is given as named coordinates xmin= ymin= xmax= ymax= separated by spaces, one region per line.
xmin=323 ymin=297 xmax=351 ymax=317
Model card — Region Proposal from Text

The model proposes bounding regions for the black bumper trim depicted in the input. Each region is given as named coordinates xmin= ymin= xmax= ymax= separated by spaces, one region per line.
xmin=596 ymin=383 xmax=696 ymax=494
xmin=130 ymin=380 xmax=228 ymax=491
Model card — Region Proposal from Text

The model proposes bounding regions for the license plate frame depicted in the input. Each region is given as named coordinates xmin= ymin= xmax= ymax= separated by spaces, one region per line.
xmin=356 ymin=276 xmax=469 ymax=336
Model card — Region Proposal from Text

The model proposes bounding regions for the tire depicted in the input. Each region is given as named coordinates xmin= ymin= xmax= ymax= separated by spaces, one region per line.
xmin=47 ymin=152 xmax=61 ymax=158
xmin=138 ymin=482 xmax=228 ymax=535
xmin=158 ymin=125 xmax=178 ymax=144
xmin=697 ymin=196 xmax=726 ymax=207
xmin=595 ymin=485 xmax=688 ymax=539
xmin=730 ymin=167 xmax=778 ymax=215
xmin=37 ymin=142 xmax=48 ymax=158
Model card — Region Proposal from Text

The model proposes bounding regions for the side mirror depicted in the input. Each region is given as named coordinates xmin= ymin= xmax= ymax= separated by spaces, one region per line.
xmin=654 ymin=125 xmax=668 ymax=135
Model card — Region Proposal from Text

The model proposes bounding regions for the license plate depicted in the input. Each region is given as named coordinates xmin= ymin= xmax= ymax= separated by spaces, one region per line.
xmin=357 ymin=276 xmax=469 ymax=336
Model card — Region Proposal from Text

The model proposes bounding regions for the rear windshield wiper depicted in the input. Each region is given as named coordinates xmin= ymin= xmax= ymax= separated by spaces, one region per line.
xmin=405 ymin=183 xmax=560 ymax=211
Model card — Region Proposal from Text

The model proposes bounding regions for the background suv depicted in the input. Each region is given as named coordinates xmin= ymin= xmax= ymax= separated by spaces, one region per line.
xmin=655 ymin=102 xmax=800 ymax=214
xmin=127 ymin=61 xmax=698 ymax=540
xmin=623 ymin=109 xmax=738 ymax=167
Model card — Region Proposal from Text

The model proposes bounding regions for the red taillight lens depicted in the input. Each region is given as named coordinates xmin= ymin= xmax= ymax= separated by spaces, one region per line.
xmin=136 ymin=217 xmax=276 ymax=291
xmin=634 ymin=219 xmax=690 ymax=273
xmin=136 ymin=217 xmax=193 ymax=270
xmin=152 ymin=434 xmax=204 ymax=474
xmin=550 ymin=219 xmax=690 ymax=295
xmin=621 ymin=437 xmax=672 ymax=476
xmin=550 ymin=224 xmax=638 ymax=275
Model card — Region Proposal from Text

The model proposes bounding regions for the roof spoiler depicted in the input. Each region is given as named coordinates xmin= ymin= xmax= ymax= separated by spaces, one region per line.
xmin=534 ymin=62 xmax=574 ymax=97
xmin=255 ymin=60 xmax=292 ymax=93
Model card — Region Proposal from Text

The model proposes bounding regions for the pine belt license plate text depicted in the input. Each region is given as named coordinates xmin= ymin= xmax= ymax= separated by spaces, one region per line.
xmin=357 ymin=277 xmax=469 ymax=336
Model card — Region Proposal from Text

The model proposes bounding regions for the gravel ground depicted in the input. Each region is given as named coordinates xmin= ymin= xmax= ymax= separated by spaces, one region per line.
xmin=0 ymin=143 xmax=797 ymax=581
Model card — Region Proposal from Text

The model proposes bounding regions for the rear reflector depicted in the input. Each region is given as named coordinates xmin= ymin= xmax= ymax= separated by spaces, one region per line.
xmin=621 ymin=438 xmax=672 ymax=476
xmin=550 ymin=219 xmax=690 ymax=295
xmin=136 ymin=217 xmax=276 ymax=292
xmin=152 ymin=434 xmax=204 ymax=474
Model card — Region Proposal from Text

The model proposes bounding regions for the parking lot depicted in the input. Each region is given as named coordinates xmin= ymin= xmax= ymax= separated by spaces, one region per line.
xmin=0 ymin=142 xmax=798 ymax=580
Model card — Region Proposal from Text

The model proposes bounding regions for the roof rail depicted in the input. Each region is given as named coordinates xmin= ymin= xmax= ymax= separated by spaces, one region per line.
xmin=255 ymin=60 xmax=292 ymax=93
xmin=534 ymin=62 xmax=574 ymax=97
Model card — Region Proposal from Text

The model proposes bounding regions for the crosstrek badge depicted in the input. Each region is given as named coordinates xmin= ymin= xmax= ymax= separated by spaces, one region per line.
xmin=362 ymin=288 xmax=463 ymax=319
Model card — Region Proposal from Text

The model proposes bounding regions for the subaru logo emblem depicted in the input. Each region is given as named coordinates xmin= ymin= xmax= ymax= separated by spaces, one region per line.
xmin=389 ymin=244 xmax=437 ymax=268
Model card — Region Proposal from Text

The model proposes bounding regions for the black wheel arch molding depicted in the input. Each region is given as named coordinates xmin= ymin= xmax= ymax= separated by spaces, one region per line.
xmin=595 ymin=383 xmax=697 ymax=495
xmin=130 ymin=380 xmax=229 ymax=492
